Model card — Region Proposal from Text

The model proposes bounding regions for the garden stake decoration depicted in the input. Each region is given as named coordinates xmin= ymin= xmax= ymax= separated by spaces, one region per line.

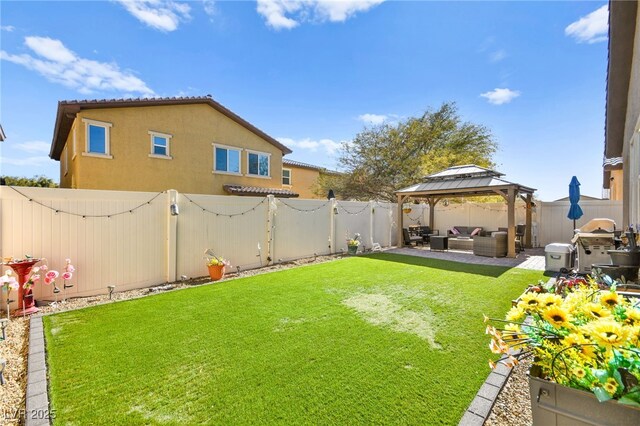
xmin=61 ymin=259 xmax=75 ymax=303
xmin=0 ymin=271 xmax=18 ymax=321
xmin=0 ymin=319 xmax=7 ymax=341
xmin=0 ymin=358 xmax=5 ymax=385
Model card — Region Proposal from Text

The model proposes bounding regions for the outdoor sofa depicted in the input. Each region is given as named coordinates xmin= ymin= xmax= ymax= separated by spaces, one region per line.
xmin=448 ymin=226 xmax=486 ymax=238
xmin=473 ymin=232 xmax=508 ymax=257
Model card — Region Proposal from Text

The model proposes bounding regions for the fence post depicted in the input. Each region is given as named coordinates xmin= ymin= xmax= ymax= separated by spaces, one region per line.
xmin=369 ymin=200 xmax=375 ymax=248
xmin=166 ymin=189 xmax=178 ymax=283
xmin=267 ymin=195 xmax=275 ymax=264
xmin=329 ymin=198 xmax=336 ymax=254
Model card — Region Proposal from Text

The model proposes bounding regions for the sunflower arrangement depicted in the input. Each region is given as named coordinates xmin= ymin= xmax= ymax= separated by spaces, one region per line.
xmin=485 ymin=280 xmax=640 ymax=406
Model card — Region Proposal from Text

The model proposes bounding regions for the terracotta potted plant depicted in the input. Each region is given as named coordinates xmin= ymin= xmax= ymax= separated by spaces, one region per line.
xmin=485 ymin=276 xmax=640 ymax=424
xmin=205 ymin=254 xmax=231 ymax=281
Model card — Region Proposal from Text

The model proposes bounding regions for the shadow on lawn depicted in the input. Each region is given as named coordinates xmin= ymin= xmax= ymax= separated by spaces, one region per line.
xmin=362 ymin=252 xmax=513 ymax=278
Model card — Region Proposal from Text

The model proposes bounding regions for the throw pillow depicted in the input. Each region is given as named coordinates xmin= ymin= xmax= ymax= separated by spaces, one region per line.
xmin=471 ymin=227 xmax=482 ymax=237
xmin=451 ymin=227 xmax=460 ymax=235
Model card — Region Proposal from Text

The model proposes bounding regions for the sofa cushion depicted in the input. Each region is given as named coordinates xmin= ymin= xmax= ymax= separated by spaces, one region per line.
xmin=470 ymin=227 xmax=482 ymax=237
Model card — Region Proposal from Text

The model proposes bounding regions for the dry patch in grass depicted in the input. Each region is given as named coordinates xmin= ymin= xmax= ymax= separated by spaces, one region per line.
xmin=342 ymin=288 xmax=441 ymax=349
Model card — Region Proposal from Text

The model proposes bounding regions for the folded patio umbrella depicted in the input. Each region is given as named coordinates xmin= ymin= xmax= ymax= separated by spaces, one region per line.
xmin=567 ymin=176 xmax=584 ymax=231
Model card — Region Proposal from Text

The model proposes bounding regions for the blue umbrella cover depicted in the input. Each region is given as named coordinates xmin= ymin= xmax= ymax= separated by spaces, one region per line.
xmin=568 ymin=176 xmax=584 ymax=227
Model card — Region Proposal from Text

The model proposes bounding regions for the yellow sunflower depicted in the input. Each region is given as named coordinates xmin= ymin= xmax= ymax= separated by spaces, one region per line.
xmin=541 ymin=293 xmax=563 ymax=308
xmin=543 ymin=306 xmax=571 ymax=328
xmin=583 ymin=303 xmax=611 ymax=320
xmin=572 ymin=367 xmax=586 ymax=379
xmin=519 ymin=293 xmax=543 ymax=311
xmin=565 ymin=332 xmax=597 ymax=360
xmin=604 ymin=378 xmax=618 ymax=395
xmin=625 ymin=308 xmax=640 ymax=326
xmin=506 ymin=306 xmax=526 ymax=322
xmin=588 ymin=321 xmax=630 ymax=349
xmin=600 ymin=292 xmax=621 ymax=309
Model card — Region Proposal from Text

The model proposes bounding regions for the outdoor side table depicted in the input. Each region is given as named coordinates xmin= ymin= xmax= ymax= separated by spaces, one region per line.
xmin=430 ymin=236 xmax=448 ymax=251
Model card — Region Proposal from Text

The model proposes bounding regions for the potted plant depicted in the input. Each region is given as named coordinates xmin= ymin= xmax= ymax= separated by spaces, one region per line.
xmin=205 ymin=255 xmax=231 ymax=281
xmin=347 ymin=233 xmax=361 ymax=255
xmin=485 ymin=277 xmax=640 ymax=424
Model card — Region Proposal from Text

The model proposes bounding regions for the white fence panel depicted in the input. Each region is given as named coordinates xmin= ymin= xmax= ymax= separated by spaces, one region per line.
xmin=538 ymin=200 xmax=623 ymax=246
xmin=335 ymin=201 xmax=372 ymax=251
xmin=373 ymin=202 xmax=396 ymax=247
xmin=273 ymin=198 xmax=333 ymax=261
xmin=0 ymin=186 xmax=167 ymax=305
xmin=176 ymin=194 xmax=269 ymax=278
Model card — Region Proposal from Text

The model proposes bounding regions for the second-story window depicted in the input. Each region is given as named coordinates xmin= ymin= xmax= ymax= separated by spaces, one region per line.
xmin=148 ymin=131 xmax=172 ymax=159
xmin=213 ymin=144 xmax=241 ymax=174
xmin=82 ymin=118 xmax=113 ymax=158
xmin=247 ymin=151 xmax=270 ymax=177
xmin=282 ymin=168 xmax=291 ymax=185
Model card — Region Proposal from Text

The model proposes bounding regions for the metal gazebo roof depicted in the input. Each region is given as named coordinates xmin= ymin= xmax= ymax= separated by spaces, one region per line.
xmin=396 ymin=165 xmax=535 ymax=197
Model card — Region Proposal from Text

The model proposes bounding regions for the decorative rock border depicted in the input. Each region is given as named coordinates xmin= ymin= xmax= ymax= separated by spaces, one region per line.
xmin=25 ymin=315 xmax=51 ymax=426
xmin=458 ymin=363 xmax=514 ymax=425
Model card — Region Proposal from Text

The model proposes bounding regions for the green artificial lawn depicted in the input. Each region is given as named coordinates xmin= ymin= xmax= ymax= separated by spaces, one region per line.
xmin=44 ymin=254 xmax=543 ymax=425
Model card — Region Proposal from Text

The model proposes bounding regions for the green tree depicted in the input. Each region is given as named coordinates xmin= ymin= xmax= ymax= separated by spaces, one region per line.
xmin=1 ymin=175 xmax=59 ymax=188
xmin=316 ymin=102 xmax=497 ymax=202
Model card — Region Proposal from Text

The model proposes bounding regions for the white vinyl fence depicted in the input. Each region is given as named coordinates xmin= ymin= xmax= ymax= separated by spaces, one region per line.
xmin=0 ymin=185 xmax=623 ymax=304
xmin=0 ymin=187 xmax=399 ymax=305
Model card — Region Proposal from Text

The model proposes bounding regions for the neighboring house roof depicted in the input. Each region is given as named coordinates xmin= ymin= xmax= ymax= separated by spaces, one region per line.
xmin=50 ymin=96 xmax=292 ymax=160
xmin=603 ymin=0 xmax=638 ymax=187
xmin=282 ymin=158 xmax=341 ymax=175
xmin=223 ymin=184 xmax=299 ymax=198
xmin=553 ymin=195 xmax=602 ymax=202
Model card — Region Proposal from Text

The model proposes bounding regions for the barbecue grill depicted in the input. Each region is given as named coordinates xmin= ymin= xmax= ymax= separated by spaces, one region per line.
xmin=571 ymin=218 xmax=616 ymax=274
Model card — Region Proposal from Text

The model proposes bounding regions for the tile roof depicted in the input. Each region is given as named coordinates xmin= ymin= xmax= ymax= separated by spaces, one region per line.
xmin=49 ymin=96 xmax=292 ymax=159
xmin=282 ymin=158 xmax=341 ymax=175
xmin=223 ymin=184 xmax=299 ymax=198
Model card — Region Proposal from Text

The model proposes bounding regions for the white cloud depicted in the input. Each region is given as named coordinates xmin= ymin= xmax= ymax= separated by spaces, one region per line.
xmin=489 ymin=49 xmax=506 ymax=63
xmin=565 ymin=5 xmax=608 ymax=44
xmin=203 ymin=0 xmax=216 ymax=16
xmin=480 ymin=88 xmax=521 ymax=105
xmin=1 ymin=25 xmax=15 ymax=32
xmin=1 ymin=36 xmax=154 ymax=96
xmin=278 ymin=137 xmax=343 ymax=154
xmin=115 ymin=0 xmax=191 ymax=32
xmin=358 ymin=113 xmax=388 ymax=125
xmin=256 ymin=0 xmax=385 ymax=30
xmin=14 ymin=141 xmax=51 ymax=154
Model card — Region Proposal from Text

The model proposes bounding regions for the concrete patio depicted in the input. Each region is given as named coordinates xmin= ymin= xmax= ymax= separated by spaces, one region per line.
xmin=387 ymin=246 xmax=546 ymax=271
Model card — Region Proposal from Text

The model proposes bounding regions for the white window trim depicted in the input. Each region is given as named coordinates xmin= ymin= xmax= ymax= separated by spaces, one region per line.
xmin=212 ymin=143 xmax=243 ymax=175
xmin=282 ymin=168 xmax=292 ymax=186
xmin=148 ymin=131 xmax=173 ymax=159
xmin=246 ymin=149 xmax=271 ymax=179
xmin=71 ymin=121 xmax=77 ymax=161
xmin=82 ymin=118 xmax=113 ymax=159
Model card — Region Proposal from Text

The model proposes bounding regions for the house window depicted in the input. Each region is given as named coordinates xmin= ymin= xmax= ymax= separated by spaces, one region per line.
xmin=213 ymin=144 xmax=241 ymax=174
xmin=282 ymin=168 xmax=291 ymax=185
xmin=247 ymin=151 xmax=270 ymax=177
xmin=82 ymin=118 xmax=112 ymax=158
xmin=148 ymin=131 xmax=172 ymax=159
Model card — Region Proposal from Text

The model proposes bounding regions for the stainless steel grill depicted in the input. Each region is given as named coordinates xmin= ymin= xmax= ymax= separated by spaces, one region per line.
xmin=571 ymin=218 xmax=616 ymax=274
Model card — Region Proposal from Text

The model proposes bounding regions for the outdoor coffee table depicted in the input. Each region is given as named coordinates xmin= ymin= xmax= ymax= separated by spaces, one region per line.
xmin=430 ymin=236 xmax=448 ymax=251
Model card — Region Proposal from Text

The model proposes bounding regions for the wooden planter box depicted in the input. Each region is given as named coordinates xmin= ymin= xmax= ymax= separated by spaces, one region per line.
xmin=529 ymin=367 xmax=640 ymax=425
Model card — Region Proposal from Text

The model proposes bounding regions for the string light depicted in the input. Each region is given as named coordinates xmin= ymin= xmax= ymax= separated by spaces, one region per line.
xmin=336 ymin=202 xmax=370 ymax=215
xmin=182 ymin=194 xmax=266 ymax=217
xmin=277 ymin=199 xmax=331 ymax=213
xmin=8 ymin=186 xmax=163 ymax=218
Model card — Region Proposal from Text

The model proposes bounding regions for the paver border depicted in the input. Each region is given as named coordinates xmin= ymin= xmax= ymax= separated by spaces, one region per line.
xmin=458 ymin=362 xmax=514 ymax=425
xmin=25 ymin=314 xmax=51 ymax=426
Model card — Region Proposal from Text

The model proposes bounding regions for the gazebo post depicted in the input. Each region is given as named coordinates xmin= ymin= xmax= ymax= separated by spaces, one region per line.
xmin=428 ymin=197 xmax=437 ymax=232
xmin=397 ymin=194 xmax=408 ymax=247
xmin=525 ymin=193 xmax=533 ymax=248
xmin=507 ymin=188 xmax=516 ymax=258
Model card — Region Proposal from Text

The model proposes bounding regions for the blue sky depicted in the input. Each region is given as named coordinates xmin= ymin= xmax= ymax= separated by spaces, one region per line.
xmin=1 ymin=1 xmax=609 ymax=201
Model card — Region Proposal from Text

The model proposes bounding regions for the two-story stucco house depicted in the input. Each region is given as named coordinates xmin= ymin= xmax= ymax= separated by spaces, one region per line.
xmin=603 ymin=0 xmax=639 ymax=225
xmin=49 ymin=96 xmax=329 ymax=199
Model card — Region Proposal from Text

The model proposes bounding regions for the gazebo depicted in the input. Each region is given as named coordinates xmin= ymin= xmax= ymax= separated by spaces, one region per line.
xmin=395 ymin=165 xmax=536 ymax=258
